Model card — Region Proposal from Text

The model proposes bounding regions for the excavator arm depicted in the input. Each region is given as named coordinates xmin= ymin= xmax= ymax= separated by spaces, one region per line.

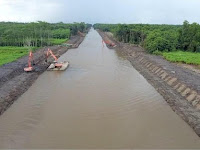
xmin=46 ymin=48 xmax=58 ymax=62
xmin=24 ymin=51 xmax=33 ymax=72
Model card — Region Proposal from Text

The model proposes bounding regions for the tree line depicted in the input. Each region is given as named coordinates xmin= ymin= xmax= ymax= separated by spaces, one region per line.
xmin=0 ymin=22 xmax=92 ymax=47
xmin=94 ymin=21 xmax=200 ymax=53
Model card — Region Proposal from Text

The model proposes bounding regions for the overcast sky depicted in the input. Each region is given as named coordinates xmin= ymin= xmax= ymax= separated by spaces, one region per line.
xmin=0 ymin=0 xmax=200 ymax=24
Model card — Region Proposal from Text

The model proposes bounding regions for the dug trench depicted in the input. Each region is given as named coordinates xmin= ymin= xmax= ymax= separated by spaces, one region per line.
xmin=97 ymin=29 xmax=200 ymax=137
xmin=0 ymin=34 xmax=86 ymax=115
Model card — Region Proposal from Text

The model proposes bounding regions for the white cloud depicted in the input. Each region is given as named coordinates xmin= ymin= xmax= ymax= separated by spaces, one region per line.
xmin=0 ymin=0 xmax=200 ymax=24
xmin=0 ymin=0 xmax=64 ymax=22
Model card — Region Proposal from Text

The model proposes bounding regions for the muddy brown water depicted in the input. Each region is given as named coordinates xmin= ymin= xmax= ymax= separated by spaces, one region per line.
xmin=0 ymin=29 xmax=200 ymax=149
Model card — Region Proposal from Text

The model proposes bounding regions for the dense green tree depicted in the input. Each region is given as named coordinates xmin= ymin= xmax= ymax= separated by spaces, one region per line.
xmin=144 ymin=30 xmax=178 ymax=53
xmin=94 ymin=21 xmax=200 ymax=53
xmin=0 ymin=22 xmax=90 ymax=47
xmin=178 ymin=21 xmax=200 ymax=52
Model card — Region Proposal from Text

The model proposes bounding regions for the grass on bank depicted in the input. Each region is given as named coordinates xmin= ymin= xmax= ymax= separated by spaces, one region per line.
xmin=0 ymin=46 xmax=37 ymax=66
xmin=156 ymin=51 xmax=200 ymax=65
xmin=50 ymin=38 xmax=68 ymax=45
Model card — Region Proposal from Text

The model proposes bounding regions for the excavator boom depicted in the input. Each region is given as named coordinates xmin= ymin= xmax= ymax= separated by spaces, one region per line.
xmin=47 ymin=49 xmax=58 ymax=62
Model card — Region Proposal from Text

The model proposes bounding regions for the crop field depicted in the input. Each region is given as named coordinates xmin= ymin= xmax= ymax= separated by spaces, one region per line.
xmin=162 ymin=51 xmax=200 ymax=65
xmin=50 ymin=38 xmax=68 ymax=45
xmin=0 ymin=46 xmax=36 ymax=66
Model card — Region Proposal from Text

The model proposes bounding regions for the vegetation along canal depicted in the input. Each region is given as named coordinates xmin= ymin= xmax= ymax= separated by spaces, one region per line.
xmin=0 ymin=29 xmax=200 ymax=149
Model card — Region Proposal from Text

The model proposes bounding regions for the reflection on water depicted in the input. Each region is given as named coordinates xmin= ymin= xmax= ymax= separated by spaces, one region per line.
xmin=0 ymin=29 xmax=200 ymax=149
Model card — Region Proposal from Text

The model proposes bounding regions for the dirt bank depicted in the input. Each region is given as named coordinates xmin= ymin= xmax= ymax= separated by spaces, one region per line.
xmin=97 ymin=29 xmax=200 ymax=136
xmin=0 ymin=34 xmax=85 ymax=115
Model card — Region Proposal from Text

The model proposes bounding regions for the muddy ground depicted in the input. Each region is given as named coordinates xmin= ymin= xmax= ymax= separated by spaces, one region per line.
xmin=97 ymin=30 xmax=200 ymax=137
xmin=0 ymin=35 xmax=85 ymax=115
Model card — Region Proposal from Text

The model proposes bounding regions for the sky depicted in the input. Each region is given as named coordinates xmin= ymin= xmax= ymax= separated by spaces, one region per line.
xmin=0 ymin=0 xmax=200 ymax=24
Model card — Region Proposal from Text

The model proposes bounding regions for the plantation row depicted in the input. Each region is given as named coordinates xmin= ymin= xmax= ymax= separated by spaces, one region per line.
xmin=94 ymin=21 xmax=200 ymax=53
xmin=0 ymin=22 xmax=92 ymax=47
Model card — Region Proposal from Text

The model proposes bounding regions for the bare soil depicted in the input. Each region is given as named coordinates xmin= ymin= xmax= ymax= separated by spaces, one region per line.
xmin=178 ymin=63 xmax=200 ymax=74
xmin=0 ymin=35 xmax=85 ymax=115
xmin=97 ymin=30 xmax=200 ymax=137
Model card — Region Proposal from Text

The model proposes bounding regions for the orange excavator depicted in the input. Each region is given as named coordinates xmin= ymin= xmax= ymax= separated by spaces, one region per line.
xmin=46 ymin=48 xmax=69 ymax=71
xmin=102 ymin=40 xmax=116 ymax=47
xmin=78 ymin=31 xmax=85 ymax=37
xmin=24 ymin=51 xmax=34 ymax=72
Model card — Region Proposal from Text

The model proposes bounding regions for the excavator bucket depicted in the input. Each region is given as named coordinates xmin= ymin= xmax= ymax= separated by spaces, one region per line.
xmin=24 ymin=67 xmax=33 ymax=72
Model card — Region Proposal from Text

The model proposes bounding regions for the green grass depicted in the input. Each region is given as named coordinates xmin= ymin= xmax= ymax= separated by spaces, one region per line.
xmin=50 ymin=38 xmax=68 ymax=45
xmin=0 ymin=46 xmax=37 ymax=66
xmin=162 ymin=51 xmax=200 ymax=65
